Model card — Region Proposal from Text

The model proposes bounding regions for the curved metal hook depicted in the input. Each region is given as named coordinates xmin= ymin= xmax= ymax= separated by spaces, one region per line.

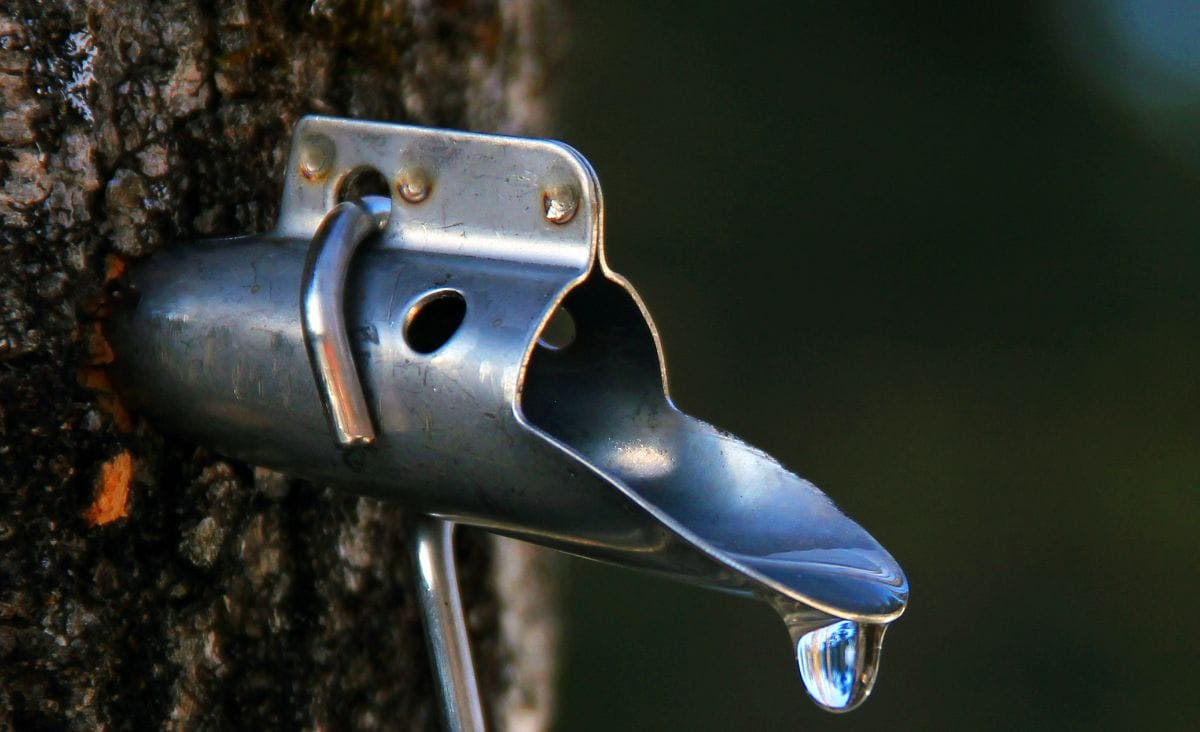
xmin=301 ymin=198 xmax=387 ymax=447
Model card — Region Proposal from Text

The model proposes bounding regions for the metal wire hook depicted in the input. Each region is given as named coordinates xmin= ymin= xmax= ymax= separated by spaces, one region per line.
xmin=301 ymin=198 xmax=383 ymax=447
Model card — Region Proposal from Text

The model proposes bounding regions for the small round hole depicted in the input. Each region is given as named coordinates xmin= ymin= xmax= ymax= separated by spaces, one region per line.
xmin=337 ymin=166 xmax=390 ymax=203
xmin=537 ymin=307 xmax=576 ymax=351
xmin=405 ymin=290 xmax=467 ymax=354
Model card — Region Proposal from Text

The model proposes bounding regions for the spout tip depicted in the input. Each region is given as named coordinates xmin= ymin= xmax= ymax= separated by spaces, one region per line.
xmin=517 ymin=271 xmax=909 ymax=623
xmin=615 ymin=419 xmax=910 ymax=622
xmin=745 ymin=547 xmax=908 ymax=623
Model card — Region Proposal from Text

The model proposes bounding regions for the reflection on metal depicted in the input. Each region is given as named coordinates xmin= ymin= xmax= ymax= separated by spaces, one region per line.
xmin=108 ymin=116 xmax=909 ymax=723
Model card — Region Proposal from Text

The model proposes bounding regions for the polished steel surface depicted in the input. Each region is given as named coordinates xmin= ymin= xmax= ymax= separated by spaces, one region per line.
xmin=109 ymin=115 xmax=909 ymax=669
xmin=412 ymin=518 xmax=485 ymax=732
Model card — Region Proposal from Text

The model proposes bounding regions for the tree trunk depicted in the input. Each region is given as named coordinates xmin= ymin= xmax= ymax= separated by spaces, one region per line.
xmin=0 ymin=2 xmax=562 ymax=729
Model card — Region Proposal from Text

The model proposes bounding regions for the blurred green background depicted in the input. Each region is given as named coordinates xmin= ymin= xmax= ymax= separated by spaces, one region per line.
xmin=547 ymin=2 xmax=1200 ymax=730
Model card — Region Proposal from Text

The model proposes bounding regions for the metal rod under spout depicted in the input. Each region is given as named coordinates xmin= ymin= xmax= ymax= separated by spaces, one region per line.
xmin=411 ymin=518 xmax=486 ymax=732
xmin=300 ymin=197 xmax=486 ymax=730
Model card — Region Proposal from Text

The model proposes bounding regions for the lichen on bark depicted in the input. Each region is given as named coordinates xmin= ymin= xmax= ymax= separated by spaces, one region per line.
xmin=0 ymin=1 xmax=562 ymax=729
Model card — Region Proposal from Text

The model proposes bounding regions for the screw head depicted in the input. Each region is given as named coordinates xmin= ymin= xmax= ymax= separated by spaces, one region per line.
xmin=396 ymin=166 xmax=431 ymax=204
xmin=298 ymin=134 xmax=335 ymax=182
xmin=542 ymin=185 xmax=579 ymax=225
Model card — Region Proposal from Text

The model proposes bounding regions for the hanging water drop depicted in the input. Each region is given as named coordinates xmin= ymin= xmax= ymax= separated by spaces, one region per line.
xmin=795 ymin=620 xmax=887 ymax=713
xmin=798 ymin=620 xmax=858 ymax=710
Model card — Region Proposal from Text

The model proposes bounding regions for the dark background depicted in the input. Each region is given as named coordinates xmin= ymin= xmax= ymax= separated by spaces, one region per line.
xmin=549 ymin=2 xmax=1199 ymax=730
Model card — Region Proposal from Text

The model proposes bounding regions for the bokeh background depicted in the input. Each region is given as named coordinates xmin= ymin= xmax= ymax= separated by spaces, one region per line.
xmin=547 ymin=2 xmax=1200 ymax=730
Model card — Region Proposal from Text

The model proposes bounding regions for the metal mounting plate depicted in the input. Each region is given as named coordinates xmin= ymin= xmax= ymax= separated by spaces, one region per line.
xmin=277 ymin=116 xmax=602 ymax=271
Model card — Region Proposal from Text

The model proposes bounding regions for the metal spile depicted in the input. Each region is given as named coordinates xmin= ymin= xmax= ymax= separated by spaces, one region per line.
xmin=108 ymin=117 xmax=908 ymax=728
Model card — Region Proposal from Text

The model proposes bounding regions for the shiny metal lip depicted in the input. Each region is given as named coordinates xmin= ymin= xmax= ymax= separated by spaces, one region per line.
xmin=511 ymin=259 xmax=908 ymax=623
xmin=513 ymin=342 xmax=909 ymax=624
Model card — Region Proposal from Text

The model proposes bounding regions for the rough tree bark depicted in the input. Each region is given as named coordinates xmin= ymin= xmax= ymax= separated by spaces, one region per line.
xmin=0 ymin=2 xmax=562 ymax=729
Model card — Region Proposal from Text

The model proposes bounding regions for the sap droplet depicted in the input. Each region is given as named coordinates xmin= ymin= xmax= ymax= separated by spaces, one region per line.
xmin=795 ymin=620 xmax=887 ymax=713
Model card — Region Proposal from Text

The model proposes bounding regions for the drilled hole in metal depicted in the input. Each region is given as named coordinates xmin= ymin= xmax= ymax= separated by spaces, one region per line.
xmin=337 ymin=166 xmax=390 ymax=203
xmin=537 ymin=306 xmax=576 ymax=351
xmin=405 ymin=290 xmax=467 ymax=354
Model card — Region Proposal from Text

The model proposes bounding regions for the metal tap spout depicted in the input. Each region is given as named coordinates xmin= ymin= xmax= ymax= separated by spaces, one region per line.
xmin=519 ymin=271 xmax=908 ymax=624
xmin=105 ymin=117 xmax=908 ymax=724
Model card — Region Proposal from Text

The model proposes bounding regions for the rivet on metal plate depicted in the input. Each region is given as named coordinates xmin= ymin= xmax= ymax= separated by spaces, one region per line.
xmin=108 ymin=116 xmax=909 ymax=729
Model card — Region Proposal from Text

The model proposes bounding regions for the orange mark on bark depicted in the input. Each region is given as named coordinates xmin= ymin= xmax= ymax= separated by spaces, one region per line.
xmin=86 ymin=451 xmax=134 ymax=526
xmin=104 ymin=254 xmax=126 ymax=284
